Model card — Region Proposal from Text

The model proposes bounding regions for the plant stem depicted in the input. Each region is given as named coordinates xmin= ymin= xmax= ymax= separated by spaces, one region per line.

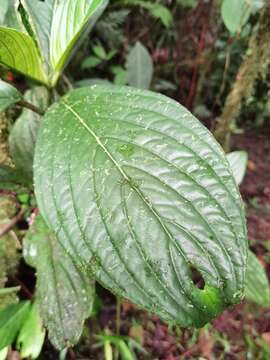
xmin=17 ymin=100 xmax=45 ymax=116
xmin=0 ymin=208 xmax=24 ymax=238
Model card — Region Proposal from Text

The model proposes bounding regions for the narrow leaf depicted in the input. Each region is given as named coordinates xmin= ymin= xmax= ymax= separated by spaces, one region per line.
xmin=126 ymin=42 xmax=153 ymax=89
xmin=0 ymin=301 xmax=31 ymax=351
xmin=9 ymin=87 xmax=49 ymax=184
xmin=23 ymin=216 xmax=95 ymax=350
xmin=0 ymin=27 xmax=47 ymax=84
xmin=17 ymin=302 xmax=46 ymax=360
xmin=34 ymin=85 xmax=247 ymax=328
xmin=245 ymin=250 xmax=270 ymax=307
xmin=226 ymin=151 xmax=248 ymax=186
xmin=0 ymin=80 xmax=22 ymax=113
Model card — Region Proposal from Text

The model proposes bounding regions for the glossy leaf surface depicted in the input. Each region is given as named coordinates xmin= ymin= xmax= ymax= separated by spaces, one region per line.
xmin=34 ymin=85 xmax=247 ymax=327
xmin=0 ymin=79 xmax=22 ymax=113
xmin=9 ymin=87 xmax=49 ymax=183
xmin=24 ymin=216 xmax=95 ymax=349
xmin=0 ymin=27 xmax=47 ymax=84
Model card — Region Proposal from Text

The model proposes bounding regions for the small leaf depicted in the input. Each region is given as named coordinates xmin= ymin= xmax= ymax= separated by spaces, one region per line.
xmin=23 ymin=216 xmax=95 ymax=350
xmin=0 ymin=80 xmax=22 ymax=113
xmin=111 ymin=66 xmax=128 ymax=86
xmin=126 ymin=42 xmax=153 ymax=89
xmin=245 ymin=250 xmax=270 ymax=307
xmin=34 ymin=85 xmax=247 ymax=328
xmin=0 ymin=27 xmax=47 ymax=84
xmin=92 ymin=43 xmax=107 ymax=60
xmin=226 ymin=151 xmax=248 ymax=186
xmin=82 ymin=56 xmax=102 ymax=70
xmin=17 ymin=302 xmax=46 ymax=360
xmin=221 ymin=0 xmax=251 ymax=34
xmin=9 ymin=87 xmax=49 ymax=184
xmin=0 ymin=301 xmax=31 ymax=351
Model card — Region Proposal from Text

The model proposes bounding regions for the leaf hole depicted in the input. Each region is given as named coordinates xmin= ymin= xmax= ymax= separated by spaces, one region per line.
xmin=190 ymin=265 xmax=205 ymax=290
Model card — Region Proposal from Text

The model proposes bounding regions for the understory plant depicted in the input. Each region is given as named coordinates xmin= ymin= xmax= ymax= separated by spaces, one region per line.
xmin=0 ymin=0 xmax=267 ymax=357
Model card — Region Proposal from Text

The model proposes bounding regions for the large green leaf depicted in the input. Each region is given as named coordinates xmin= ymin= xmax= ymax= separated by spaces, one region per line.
xmin=0 ymin=27 xmax=47 ymax=84
xmin=0 ymin=79 xmax=22 ymax=113
xmin=9 ymin=86 xmax=49 ymax=183
xmin=23 ymin=215 xmax=95 ymax=349
xmin=245 ymin=250 xmax=270 ymax=307
xmin=21 ymin=0 xmax=109 ymax=85
xmin=0 ymin=301 xmax=31 ymax=350
xmin=34 ymin=85 xmax=247 ymax=328
xmin=126 ymin=42 xmax=153 ymax=90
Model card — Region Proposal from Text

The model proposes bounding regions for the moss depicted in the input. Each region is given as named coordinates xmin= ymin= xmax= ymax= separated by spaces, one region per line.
xmin=0 ymin=196 xmax=21 ymax=308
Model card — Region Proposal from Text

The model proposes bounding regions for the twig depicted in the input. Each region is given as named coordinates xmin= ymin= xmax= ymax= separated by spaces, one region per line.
xmin=0 ymin=208 xmax=24 ymax=238
xmin=17 ymin=100 xmax=45 ymax=116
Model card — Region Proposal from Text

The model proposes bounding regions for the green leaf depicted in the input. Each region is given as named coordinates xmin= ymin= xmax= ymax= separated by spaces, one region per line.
xmin=0 ymin=80 xmax=22 ymax=113
xmin=0 ymin=27 xmax=47 ymax=84
xmin=0 ymin=347 xmax=8 ymax=360
xmin=148 ymin=4 xmax=173 ymax=28
xmin=9 ymin=87 xmax=49 ymax=184
xmin=21 ymin=0 xmax=109 ymax=85
xmin=0 ymin=1 xmax=9 ymax=25
xmin=17 ymin=302 xmax=46 ymax=360
xmin=0 ymin=301 xmax=31 ymax=350
xmin=34 ymin=85 xmax=247 ymax=328
xmin=245 ymin=250 xmax=270 ymax=307
xmin=226 ymin=151 xmax=248 ymax=186
xmin=111 ymin=66 xmax=128 ymax=86
xmin=82 ymin=56 xmax=102 ymax=70
xmin=23 ymin=215 xmax=95 ymax=350
xmin=126 ymin=42 xmax=153 ymax=89
xmin=0 ymin=165 xmax=26 ymax=191
xmin=221 ymin=0 xmax=251 ymax=34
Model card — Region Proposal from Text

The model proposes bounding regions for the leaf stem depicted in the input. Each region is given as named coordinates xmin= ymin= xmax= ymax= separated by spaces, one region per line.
xmin=18 ymin=100 xmax=45 ymax=116
xmin=0 ymin=208 xmax=24 ymax=238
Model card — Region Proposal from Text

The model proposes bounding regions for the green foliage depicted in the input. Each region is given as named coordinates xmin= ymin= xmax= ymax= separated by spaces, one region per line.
xmin=34 ymin=85 xmax=247 ymax=329
xmin=9 ymin=86 xmax=49 ymax=184
xmin=226 ymin=151 xmax=248 ymax=186
xmin=0 ymin=0 xmax=108 ymax=86
xmin=16 ymin=302 xmax=46 ymax=359
xmin=221 ymin=0 xmax=264 ymax=34
xmin=118 ymin=0 xmax=173 ymax=28
xmin=245 ymin=251 xmax=270 ymax=307
xmin=0 ymin=80 xmax=22 ymax=113
xmin=126 ymin=42 xmax=153 ymax=89
xmin=0 ymin=301 xmax=31 ymax=351
xmin=96 ymin=333 xmax=147 ymax=360
xmin=24 ymin=215 xmax=95 ymax=349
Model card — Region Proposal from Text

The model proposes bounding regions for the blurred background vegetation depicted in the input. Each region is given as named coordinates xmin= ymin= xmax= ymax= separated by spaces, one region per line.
xmin=1 ymin=0 xmax=270 ymax=359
